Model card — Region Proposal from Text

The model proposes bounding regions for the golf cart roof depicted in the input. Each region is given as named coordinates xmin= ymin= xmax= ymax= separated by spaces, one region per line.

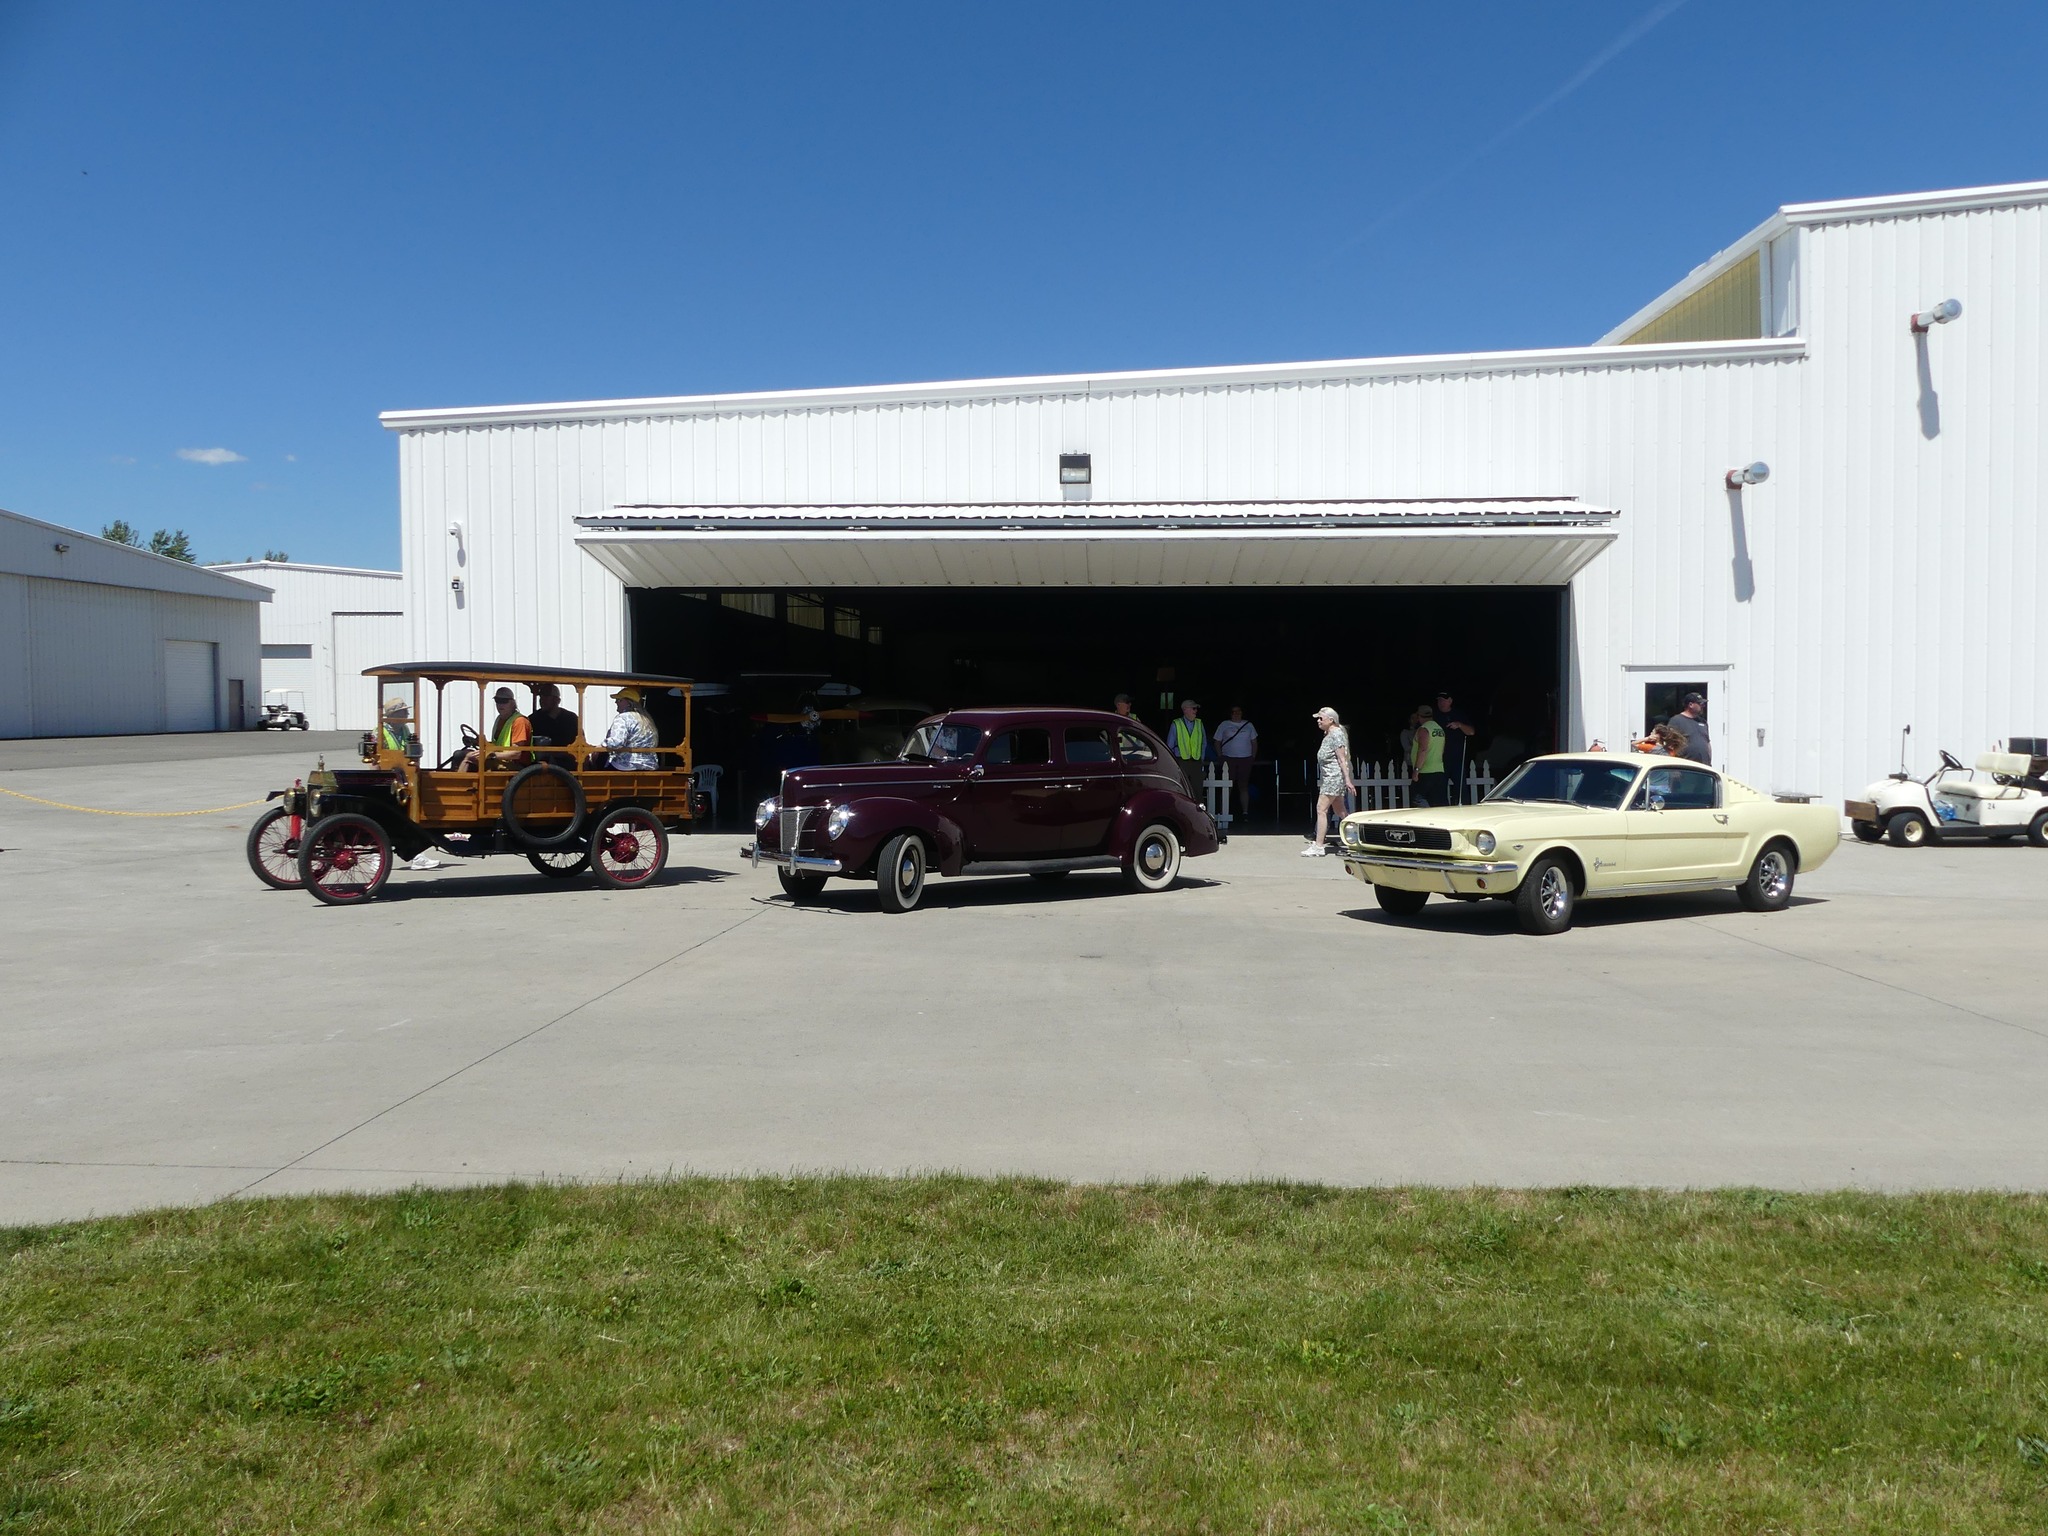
xmin=364 ymin=662 xmax=694 ymax=689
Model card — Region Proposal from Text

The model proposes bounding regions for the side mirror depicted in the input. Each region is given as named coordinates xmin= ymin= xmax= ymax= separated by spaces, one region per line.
xmin=1648 ymin=793 xmax=1666 ymax=812
xmin=967 ymin=764 xmax=985 ymax=780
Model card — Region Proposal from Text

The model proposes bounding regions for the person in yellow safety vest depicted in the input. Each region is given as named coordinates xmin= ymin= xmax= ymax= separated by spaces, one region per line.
xmin=379 ymin=697 xmax=417 ymax=756
xmin=1169 ymin=698 xmax=1210 ymax=800
xmin=459 ymin=687 xmax=532 ymax=771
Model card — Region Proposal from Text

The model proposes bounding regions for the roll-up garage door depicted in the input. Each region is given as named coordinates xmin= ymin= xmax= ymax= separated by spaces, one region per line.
xmin=163 ymin=640 xmax=218 ymax=732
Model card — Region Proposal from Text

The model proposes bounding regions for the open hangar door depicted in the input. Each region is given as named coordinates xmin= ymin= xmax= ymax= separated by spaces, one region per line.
xmin=627 ymin=585 xmax=1567 ymax=829
xmin=583 ymin=499 xmax=1612 ymax=827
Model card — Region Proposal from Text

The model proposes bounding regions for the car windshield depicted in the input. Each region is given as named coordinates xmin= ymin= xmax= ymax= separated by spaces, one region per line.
xmin=900 ymin=721 xmax=983 ymax=762
xmin=1489 ymin=757 xmax=1641 ymax=810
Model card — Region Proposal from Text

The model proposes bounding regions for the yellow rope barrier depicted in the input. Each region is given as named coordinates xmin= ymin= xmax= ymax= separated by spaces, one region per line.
xmin=0 ymin=785 xmax=268 ymax=818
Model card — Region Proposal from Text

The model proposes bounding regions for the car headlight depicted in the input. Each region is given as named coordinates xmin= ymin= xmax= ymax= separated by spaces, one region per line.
xmin=1473 ymin=830 xmax=1496 ymax=856
xmin=827 ymin=804 xmax=853 ymax=840
xmin=755 ymin=797 xmax=777 ymax=832
xmin=1342 ymin=821 xmax=1363 ymax=846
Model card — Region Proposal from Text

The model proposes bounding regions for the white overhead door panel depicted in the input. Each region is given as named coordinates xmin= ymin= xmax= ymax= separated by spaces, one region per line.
xmin=331 ymin=611 xmax=404 ymax=732
xmin=163 ymin=640 xmax=218 ymax=732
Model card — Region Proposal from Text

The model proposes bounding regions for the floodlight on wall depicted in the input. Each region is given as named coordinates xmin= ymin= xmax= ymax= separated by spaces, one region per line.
xmin=1910 ymin=298 xmax=1961 ymax=333
xmin=449 ymin=577 xmax=464 ymax=594
xmin=1725 ymin=462 xmax=1771 ymax=489
xmin=52 ymin=542 xmax=69 ymax=554
xmin=1058 ymin=453 xmax=1092 ymax=486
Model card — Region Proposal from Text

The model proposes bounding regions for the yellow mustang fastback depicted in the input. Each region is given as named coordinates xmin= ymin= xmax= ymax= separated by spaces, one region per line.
xmin=1339 ymin=753 xmax=1840 ymax=935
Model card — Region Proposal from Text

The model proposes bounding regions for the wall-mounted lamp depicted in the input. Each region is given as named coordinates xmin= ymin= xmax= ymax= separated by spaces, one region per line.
xmin=1725 ymin=461 xmax=1771 ymax=489
xmin=52 ymin=541 xmax=70 ymax=554
xmin=1910 ymin=298 xmax=1961 ymax=333
xmin=1058 ymin=453 xmax=1092 ymax=486
xmin=449 ymin=577 xmax=464 ymax=594
xmin=448 ymin=519 xmax=465 ymax=540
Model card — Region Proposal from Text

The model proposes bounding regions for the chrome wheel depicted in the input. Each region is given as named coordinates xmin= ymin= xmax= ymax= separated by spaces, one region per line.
xmin=1758 ymin=849 xmax=1791 ymax=901
xmin=1514 ymin=854 xmax=1576 ymax=935
xmin=1739 ymin=841 xmax=1797 ymax=912
xmin=1538 ymin=867 xmax=1570 ymax=920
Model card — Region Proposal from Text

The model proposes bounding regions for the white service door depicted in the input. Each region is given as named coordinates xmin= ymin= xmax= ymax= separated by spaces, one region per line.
xmin=164 ymin=640 xmax=218 ymax=732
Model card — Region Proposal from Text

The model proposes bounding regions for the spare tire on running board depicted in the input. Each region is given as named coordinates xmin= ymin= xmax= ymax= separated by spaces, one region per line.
xmin=502 ymin=763 xmax=587 ymax=849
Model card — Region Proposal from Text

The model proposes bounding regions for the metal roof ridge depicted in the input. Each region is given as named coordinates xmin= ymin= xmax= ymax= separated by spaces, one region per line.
xmin=379 ymin=339 xmax=1803 ymax=430
xmin=206 ymin=560 xmax=401 ymax=579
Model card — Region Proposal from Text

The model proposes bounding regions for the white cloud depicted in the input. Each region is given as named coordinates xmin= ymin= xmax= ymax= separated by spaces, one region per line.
xmin=284 ymin=453 xmax=297 ymax=462
xmin=176 ymin=446 xmax=247 ymax=465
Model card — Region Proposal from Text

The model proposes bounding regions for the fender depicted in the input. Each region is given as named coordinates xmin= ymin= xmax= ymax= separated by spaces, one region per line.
xmin=829 ymin=796 xmax=966 ymax=877
xmin=1110 ymin=789 xmax=1219 ymax=860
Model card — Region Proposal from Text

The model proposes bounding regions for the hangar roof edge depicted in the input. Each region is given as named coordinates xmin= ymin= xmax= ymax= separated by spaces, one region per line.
xmin=378 ymin=338 xmax=1803 ymax=432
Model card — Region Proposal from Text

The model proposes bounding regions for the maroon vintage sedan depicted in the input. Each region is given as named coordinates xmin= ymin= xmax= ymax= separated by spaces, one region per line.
xmin=741 ymin=707 xmax=1221 ymax=912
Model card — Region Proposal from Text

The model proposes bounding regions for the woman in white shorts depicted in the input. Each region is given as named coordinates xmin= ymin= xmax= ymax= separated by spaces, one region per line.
xmin=1304 ymin=706 xmax=1357 ymax=856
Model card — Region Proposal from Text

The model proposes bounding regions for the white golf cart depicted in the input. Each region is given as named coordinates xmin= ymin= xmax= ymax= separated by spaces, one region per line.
xmin=1846 ymin=745 xmax=2048 ymax=848
xmin=258 ymin=689 xmax=310 ymax=731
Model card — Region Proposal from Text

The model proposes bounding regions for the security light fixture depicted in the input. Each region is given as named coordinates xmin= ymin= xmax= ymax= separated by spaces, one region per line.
xmin=1725 ymin=461 xmax=1771 ymax=489
xmin=449 ymin=577 xmax=464 ymax=594
xmin=52 ymin=541 xmax=69 ymax=553
xmin=1058 ymin=453 xmax=1092 ymax=486
xmin=1910 ymin=298 xmax=1962 ymax=333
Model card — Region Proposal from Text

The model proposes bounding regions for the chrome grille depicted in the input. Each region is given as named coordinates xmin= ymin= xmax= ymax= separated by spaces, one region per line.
xmin=779 ymin=805 xmax=812 ymax=852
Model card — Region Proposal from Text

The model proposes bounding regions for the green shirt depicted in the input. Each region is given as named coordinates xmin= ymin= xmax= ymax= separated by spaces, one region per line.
xmin=1414 ymin=720 xmax=1445 ymax=774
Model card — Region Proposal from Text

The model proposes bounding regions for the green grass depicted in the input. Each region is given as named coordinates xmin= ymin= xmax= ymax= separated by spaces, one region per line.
xmin=5 ymin=1181 xmax=2048 ymax=1533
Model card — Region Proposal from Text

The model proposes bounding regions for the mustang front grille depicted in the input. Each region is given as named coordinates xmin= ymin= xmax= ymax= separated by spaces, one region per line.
xmin=1353 ymin=823 xmax=1454 ymax=852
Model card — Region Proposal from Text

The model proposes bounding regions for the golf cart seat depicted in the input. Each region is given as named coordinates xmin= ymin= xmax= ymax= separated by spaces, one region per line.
xmin=1944 ymin=752 xmax=2035 ymax=799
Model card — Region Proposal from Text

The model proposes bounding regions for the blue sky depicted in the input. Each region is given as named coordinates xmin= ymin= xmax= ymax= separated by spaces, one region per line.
xmin=1 ymin=1 xmax=2043 ymax=569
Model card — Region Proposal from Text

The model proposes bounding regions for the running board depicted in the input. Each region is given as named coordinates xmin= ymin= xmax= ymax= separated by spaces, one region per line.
xmin=959 ymin=856 xmax=1120 ymax=877
xmin=1580 ymin=877 xmax=1739 ymax=900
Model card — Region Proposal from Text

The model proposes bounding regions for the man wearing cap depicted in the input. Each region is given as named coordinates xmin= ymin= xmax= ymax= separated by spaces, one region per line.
xmin=528 ymin=682 xmax=580 ymax=766
xmin=1666 ymin=692 xmax=1712 ymax=765
xmin=457 ymin=687 xmax=532 ymax=771
xmin=1169 ymin=698 xmax=1210 ymax=800
xmin=602 ymin=686 xmax=660 ymax=770
xmin=1433 ymin=689 xmax=1477 ymax=805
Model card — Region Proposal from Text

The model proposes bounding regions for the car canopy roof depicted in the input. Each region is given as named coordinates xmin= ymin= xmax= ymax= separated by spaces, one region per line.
xmin=364 ymin=662 xmax=693 ymax=689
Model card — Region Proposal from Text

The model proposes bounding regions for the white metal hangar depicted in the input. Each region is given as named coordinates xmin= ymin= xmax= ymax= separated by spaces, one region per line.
xmin=381 ymin=179 xmax=2048 ymax=814
xmin=206 ymin=561 xmax=403 ymax=730
xmin=0 ymin=507 xmax=269 ymax=738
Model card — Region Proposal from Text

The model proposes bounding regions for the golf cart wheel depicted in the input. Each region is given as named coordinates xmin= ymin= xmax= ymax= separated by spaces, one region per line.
xmin=876 ymin=832 xmax=927 ymax=914
xmin=502 ymin=763 xmax=587 ymax=850
xmin=246 ymin=806 xmax=304 ymax=890
xmin=1514 ymin=855 xmax=1576 ymax=936
xmin=527 ymin=847 xmax=590 ymax=879
xmin=1373 ymin=884 xmax=1429 ymax=917
xmin=1121 ymin=822 xmax=1183 ymax=893
xmin=589 ymin=805 xmax=666 ymax=889
xmin=1737 ymin=840 xmax=1797 ymax=912
xmin=1850 ymin=820 xmax=1885 ymax=843
xmin=2029 ymin=811 xmax=2048 ymax=849
xmin=1887 ymin=809 xmax=1937 ymax=848
xmin=778 ymin=868 xmax=827 ymax=903
xmin=298 ymin=813 xmax=393 ymax=906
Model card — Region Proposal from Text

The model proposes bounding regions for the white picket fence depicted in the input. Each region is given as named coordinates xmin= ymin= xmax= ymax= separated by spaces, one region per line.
xmin=1200 ymin=758 xmax=1496 ymax=828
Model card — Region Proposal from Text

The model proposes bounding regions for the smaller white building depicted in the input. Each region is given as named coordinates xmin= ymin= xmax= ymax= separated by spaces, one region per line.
xmin=207 ymin=561 xmax=404 ymax=731
xmin=1 ymin=507 xmax=269 ymax=737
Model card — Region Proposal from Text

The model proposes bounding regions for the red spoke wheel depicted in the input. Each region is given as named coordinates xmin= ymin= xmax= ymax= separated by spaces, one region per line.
xmin=245 ymin=806 xmax=305 ymax=890
xmin=297 ymin=812 xmax=394 ymax=906
xmin=589 ymin=805 xmax=667 ymax=889
xmin=527 ymin=847 xmax=591 ymax=879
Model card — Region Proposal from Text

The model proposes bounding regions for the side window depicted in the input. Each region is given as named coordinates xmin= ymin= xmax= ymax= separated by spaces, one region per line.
xmin=985 ymin=728 xmax=1051 ymax=767
xmin=1063 ymin=726 xmax=1114 ymax=764
xmin=1117 ymin=729 xmax=1157 ymax=763
xmin=1663 ymin=767 xmax=1720 ymax=809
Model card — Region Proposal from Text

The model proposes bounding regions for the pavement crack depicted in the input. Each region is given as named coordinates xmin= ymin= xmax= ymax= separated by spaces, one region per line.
xmin=226 ymin=908 xmax=766 ymax=1199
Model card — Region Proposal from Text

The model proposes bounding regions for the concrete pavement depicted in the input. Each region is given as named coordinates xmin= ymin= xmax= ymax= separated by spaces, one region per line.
xmin=4 ymin=734 xmax=2048 ymax=1225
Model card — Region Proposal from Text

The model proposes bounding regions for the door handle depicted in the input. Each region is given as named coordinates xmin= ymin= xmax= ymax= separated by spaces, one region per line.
xmin=1714 ymin=813 xmax=1729 ymax=823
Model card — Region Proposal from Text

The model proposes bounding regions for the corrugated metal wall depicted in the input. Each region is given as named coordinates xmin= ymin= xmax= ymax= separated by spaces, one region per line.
xmin=0 ymin=576 xmax=262 ymax=738
xmin=396 ymin=197 xmax=2048 ymax=806
xmin=1622 ymin=252 xmax=1764 ymax=344
xmin=210 ymin=564 xmax=403 ymax=728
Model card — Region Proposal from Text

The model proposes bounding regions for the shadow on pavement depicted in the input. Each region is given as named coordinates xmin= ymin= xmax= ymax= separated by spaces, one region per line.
xmin=755 ymin=871 xmax=1225 ymax=914
xmin=1338 ymin=892 xmax=1825 ymax=934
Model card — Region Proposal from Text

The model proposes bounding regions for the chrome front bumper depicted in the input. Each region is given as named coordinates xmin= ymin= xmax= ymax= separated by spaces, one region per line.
xmin=1341 ymin=850 xmax=1521 ymax=895
xmin=1341 ymin=852 xmax=1521 ymax=875
xmin=740 ymin=843 xmax=843 ymax=875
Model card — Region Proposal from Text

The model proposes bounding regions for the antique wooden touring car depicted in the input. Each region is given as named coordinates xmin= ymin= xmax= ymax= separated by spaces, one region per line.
xmin=244 ymin=663 xmax=698 ymax=905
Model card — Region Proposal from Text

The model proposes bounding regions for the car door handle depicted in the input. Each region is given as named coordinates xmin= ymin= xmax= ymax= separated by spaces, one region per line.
xmin=1714 ymin=813 xmax=1729 ymax=823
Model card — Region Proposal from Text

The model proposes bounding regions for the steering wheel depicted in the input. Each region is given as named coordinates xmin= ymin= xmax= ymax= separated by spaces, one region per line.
xmin=1939 ymin=749 xmax=1963 ymax=771
xmin=439 ymin=723 xmax=480 ymax=770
